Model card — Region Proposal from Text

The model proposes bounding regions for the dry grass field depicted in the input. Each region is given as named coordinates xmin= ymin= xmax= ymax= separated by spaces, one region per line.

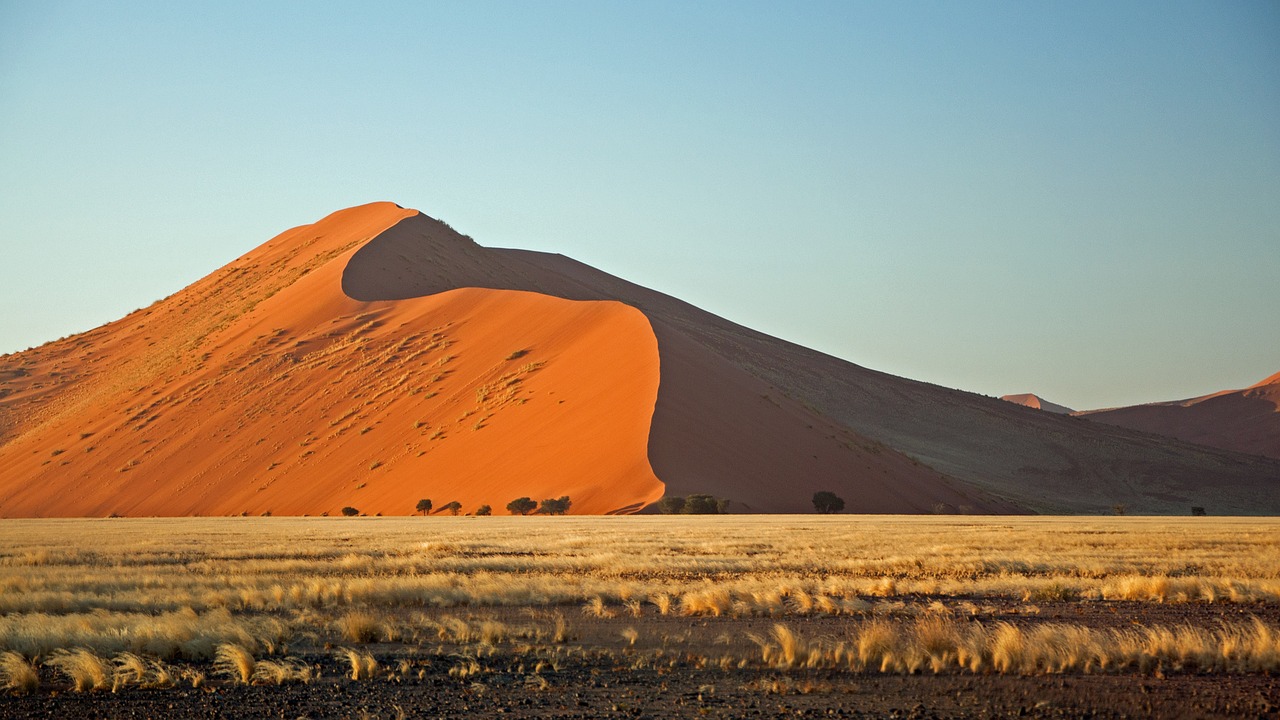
xmin=1 ymin=515 xmax=1278 ymax=718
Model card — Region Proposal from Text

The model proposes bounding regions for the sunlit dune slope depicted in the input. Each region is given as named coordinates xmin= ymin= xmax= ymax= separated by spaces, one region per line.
xmin=1000 ymin=394 xmax=1074 ymax=415
xmin=0 ymin=203 xmax=662 ymax=516
xmin=1078 ymin=372 xmax=1280 ymax=461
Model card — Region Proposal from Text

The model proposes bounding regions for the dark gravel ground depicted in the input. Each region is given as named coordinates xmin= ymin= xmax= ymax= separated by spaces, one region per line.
xmin=6 ymin=655 xmax=1278 ymax=720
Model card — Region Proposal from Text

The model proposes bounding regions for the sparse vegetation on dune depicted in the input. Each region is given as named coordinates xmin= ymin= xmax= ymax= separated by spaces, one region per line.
xmin=0 ymin=515 xmax=1278 ymax=706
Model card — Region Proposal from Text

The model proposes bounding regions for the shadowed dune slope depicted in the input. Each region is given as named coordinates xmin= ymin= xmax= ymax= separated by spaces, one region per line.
xmin=1001 ymin=394 xmax=1074 ymax=415
xmin=1077 ymin=373 xmax=1280 ymax=461
xmin=2 ymin=203 xmax=1277 ymax=516
xmin=0 ymin=204 xmax=663 ymax=516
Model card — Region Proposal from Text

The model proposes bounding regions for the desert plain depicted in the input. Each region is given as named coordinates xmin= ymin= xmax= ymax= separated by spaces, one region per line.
xmin=1 ymin=515 xmax=1279 ymax=718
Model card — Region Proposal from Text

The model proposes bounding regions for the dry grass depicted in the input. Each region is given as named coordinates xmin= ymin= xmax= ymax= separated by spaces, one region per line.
xmin=743 ymin=616 xmax=1280 ymax=674
xmin=46 ymin=648 xmax=112 ymax=692
xmin=112 ymin=652 xmax=177 ymax=689
xmin=0 ymin=650 xmax=39 ymax=694
xmin=2 ymin=517 xmax=1277 ymax=629
xmin=213 ymin=643 xmax=255 ymax=684
xmin=336 ymin=610 xmax=384 ymax=643
xmin=112 ymin=651 xmax=150 ymax=689
xmin=0 ymin=607 xmax=287 ymax=660
xmin=0 ymin=515 xmax=1277 ymax=693
xmin=252 ymin=657 xmax=313 ymax=685
xmin=337 ymin=647 xmax=379 ymax=680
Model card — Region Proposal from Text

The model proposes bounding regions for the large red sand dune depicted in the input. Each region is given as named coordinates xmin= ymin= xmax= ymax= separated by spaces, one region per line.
xmin=2 ymin=203 xmax=1277 ymax=516
xmin=0 ymin=203 xmax=993 ymax=516
xmin=1077 ymin=373 xmax=1280 ymax=461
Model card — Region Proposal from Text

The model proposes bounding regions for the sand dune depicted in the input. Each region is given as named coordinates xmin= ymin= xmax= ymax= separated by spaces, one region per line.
xmin=1078 ymin=372 xmax=1280 ymax=461
xmin=0 ymin=204 xmax=662 ymax=516
xmin=0 ymin=203 xmax=984 ymax=517
xmin=1000 ymin=393 xmax=1074 ymax=415
xmin=2 ymin=202 xmax=1277 ymax=516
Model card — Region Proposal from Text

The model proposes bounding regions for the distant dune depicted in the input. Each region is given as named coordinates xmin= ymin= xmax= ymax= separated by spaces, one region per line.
xmin=1078 ymin=373 xmax=1280 ymax=461
xmin=1 ymin=203 xmax=1277 ymax=516
xmin=1000 ymin=394 xmax=1074 ymax=415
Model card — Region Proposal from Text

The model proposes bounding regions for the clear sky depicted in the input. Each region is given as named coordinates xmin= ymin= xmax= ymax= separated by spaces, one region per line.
xmin=1 ymin=1 xmax=1276 ymax=410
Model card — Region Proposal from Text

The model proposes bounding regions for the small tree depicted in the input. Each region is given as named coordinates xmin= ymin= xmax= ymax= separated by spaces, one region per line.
xmin=658 ymin=496 xmax=685 ymax=514
xmin=340 ymin=506 xmax=360 ymax=517
xmin=812 ymin=491 xmax=845 ymax=514
xmin=475 ymin=504 xmax=492 ymax=516
xmin=443 ymin=500 xmax=463 ymax=516
xmin=416 ymin=499 xmax=432 ymax=516
xmin=683 ymin=494 xmax=721 ymax=514
xmin=507 ymin=497 xmax=537 ymax=515
xmin=538 ymin=496 xmax=571 ymax=515
xmin=1112 ymin=503 xmax=1128 ymax=516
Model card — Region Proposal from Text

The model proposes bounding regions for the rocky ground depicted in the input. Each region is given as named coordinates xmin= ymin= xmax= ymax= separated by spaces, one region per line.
xmin=7 ymin=654 xmax=1278 ymax=719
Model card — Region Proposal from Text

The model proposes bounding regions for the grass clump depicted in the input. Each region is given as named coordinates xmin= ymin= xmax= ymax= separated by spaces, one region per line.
xmin=336 ymin=611 xmax=384 ymax=643
xmin=252 ymin=657 xmax=313 ymax=685
xmin=213 ymin=642 xmax=255 ymax=684
xmin=0 ymin=651 xmax=38 ymax=694
xmin=336 ymin=647 xmax=379 ymax=680
xmin=47 ymin=648 xmax=112 ymax=691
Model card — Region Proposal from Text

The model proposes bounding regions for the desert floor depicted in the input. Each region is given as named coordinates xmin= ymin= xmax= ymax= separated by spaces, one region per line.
xmin=1 ymin=515 xmax=1278 ymax=718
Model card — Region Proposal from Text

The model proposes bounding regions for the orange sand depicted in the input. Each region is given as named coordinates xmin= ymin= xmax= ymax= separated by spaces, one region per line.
xmin=0 ymin=204 xmax=662 ymax=516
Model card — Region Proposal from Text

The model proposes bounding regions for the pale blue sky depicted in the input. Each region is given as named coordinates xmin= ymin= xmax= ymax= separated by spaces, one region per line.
xmin=1 ymin=1 xmax=1277 ymax=410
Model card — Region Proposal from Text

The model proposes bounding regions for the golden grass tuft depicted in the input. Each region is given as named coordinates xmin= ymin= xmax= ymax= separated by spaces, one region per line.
xmin=112 ymin=652 xmax=178 ymax=690
xmin=448 ymin=656 xmax=482 ymax=679
xmin=650 ymin=593 xmax=673 ymax=615
xmin=112 ymin=651 xmax=150 ymax=689
xmin=337 ymin=647 xmax=379 ymax=680
xmin=252 ymin=657 xmax=314 ymax=685
xmin=213 ymin=643 xmax=256 ymax=684
xmin=0 ymin=650 xmax=39 ymax=695
xmin=47 ymin=648 xmax=112 ymax=691
xmin=336 ymin=610 xmax=384 ymax=643
xmin=582 ymin=596 xmax=614 ymax=618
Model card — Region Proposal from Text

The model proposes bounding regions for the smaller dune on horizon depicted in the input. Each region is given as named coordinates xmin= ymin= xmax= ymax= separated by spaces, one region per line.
xmin=1075 ymin=370 xmax=1280 ymax=461
xmin=999 ymin=393 xmax=1074 ymax=415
